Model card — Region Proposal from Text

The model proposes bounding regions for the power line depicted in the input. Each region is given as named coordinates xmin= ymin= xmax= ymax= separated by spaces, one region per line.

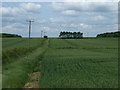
xmin=26 ymin=20 xmax=34 ymax=39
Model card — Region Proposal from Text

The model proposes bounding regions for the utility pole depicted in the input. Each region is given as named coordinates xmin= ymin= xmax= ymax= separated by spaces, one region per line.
xmin=44 ymin=31 xmax=46 ymax=36
xmin=41 ymin=30 xmax=43 ymax=38
xmin=26 ymin=20 xmax=34 ymax=39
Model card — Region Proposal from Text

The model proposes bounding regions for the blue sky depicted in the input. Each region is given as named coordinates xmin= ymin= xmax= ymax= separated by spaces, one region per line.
xmin=1 ymin=1 xmax=118 ymax=37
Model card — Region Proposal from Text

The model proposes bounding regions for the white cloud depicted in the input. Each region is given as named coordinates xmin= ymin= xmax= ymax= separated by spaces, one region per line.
xmin=2 ymin=7 xmax=10 ymax=15
xmin=36 ymin=19 xmax=46 ymax=23
xmin=60 ymin=23 xmax=79 ymax=28
xmin=69 ymin=24 xmax=78 ymax=28
xmin=43 ymin=27 xmax=59 ymax=32
xmin=59 ymin=23 xmax=92 ymax=29
xmin=49 ymin=18 xmax=65 ymax=23
xmin=43 ymin=27 xmax=50 ymax=31
xmin=93 ymin=15 xmax=106 ymax=21
xmin=2 ymin=23 xmax=26 ymax=32
xmin=2 ymin=7 xmax=25 ymax=16
xmin=20 ymin=3 xmax=41 ymax=12
xmin=1 ymin=3 xmax=41 ymax=16
xmin=35 ymin=26 xmax=59 ymax=33
xmin=52 ymin=2 xmax=118 ymax=16
xmin=61 ymin=10 xmax=78 ymax=16
xmin=63 ymin=0 xmax=119 ymax=2
xmin=52 ymin=2 xmax=65 ymax=11
xmin=79 ymin=23 xmax=92 ymax=29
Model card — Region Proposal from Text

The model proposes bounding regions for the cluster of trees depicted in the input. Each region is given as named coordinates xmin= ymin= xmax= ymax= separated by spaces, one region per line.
xmin=59 ymin=32 xmax=83 ymax=39
xmin=97 ymin=31 xmax=120 ymax=37
xmin=0 ymin=33 xmax=22 ymax=38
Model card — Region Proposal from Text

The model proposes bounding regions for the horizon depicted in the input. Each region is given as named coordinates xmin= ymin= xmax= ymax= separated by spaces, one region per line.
xmin=0 ymin=30 xmax=119 ymax=38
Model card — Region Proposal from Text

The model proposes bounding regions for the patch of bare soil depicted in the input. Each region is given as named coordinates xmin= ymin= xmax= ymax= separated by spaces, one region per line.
xmin=23 ymin=72 xmax=40 ymax=88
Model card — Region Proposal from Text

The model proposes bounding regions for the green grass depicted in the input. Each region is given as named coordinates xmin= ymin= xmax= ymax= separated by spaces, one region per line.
xmin=0 ymin=38 xmax=2 ymax=89
xmin=2 ymin=38 xmax=43 ymax=51
xmin=2 ymin=38 xmax=47 ymax=88
xmin=40 ymin=38 xmax=118 ymax=88
xmin=2 ymin=38 xmax=118 ymax=88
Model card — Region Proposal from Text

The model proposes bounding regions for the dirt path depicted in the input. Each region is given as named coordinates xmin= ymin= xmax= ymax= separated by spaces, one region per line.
xmin=24 ymin=72 xmax=40 ymax=88
xmin=23 ymin=39 xmax=49 ymax=88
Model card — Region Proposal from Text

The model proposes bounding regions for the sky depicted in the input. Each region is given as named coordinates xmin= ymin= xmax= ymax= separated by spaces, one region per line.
xmin=1 ymin=0 xmax=119 ymax=37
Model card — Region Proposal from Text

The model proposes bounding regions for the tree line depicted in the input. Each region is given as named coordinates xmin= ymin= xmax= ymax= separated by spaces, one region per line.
xmin=0 ymin=33 xmax=22 ymax=38
xmin=96 ymin=31 xmax=120 ymax=37
xmin=59 ymin=32 xmax=83 ymax=39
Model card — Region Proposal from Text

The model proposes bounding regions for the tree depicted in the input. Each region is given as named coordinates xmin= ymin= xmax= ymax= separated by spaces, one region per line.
xmin=44 ymin=35 xmax=48 ymax=39
xmin=59 ymin=31 xmax=83 ymax=39
xmin=0 ymin=33 xmax=22 ymax=38
xmin=96 ymin=31 xmax=120 ymax=37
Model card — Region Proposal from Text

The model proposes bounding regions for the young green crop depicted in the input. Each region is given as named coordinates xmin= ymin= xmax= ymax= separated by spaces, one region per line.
xmin=40 ymin=38 xmax=118 ymax=88
xmin=2 ymin=38 xmax=118 ymax=88
xmin=2 ymin=38 xmax=47 ymax=88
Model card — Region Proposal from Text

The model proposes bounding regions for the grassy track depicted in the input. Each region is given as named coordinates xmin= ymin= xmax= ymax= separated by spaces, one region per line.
xmin=2 ymin=38 xmax=118 ymax=88
xmin=2 ymin=38 xmax=48 ymax=88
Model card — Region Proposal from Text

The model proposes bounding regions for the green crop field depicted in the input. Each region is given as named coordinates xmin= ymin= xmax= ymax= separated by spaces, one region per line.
xmin=2 ymin=38 xmax=118 ymax=88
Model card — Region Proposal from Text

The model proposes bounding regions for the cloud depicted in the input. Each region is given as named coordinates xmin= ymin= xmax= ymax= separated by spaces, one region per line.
xmin=61 ymin=10 xmax=79 ymax=16
xmin=2 ymin=23 xmax=25 ymax=31
xmin=49 ymin=18 xmax=65 ymax=23
xmin=36 ymin=19 xmax=46 ymax=23
xmin=20 ymin=3 xmax=41 ymax=12
xmin=57 ymin=23 xmax=92 ymax=31
xmin=52 ymin=2 xmax=65 ymax=11
xmin=79 ymin=23 xmax=92 ymax=29
xmin=2 ymin=7 xmax=10 ymax=15
xmin=69 ymin=24 xmax=78 ymax=28
xmin=2 ymin=7 xmax=25 ymax=16
xmin=93 ymin=15 xmax=106 ymax=21
xmin=2 ymin=3 xmax=42 ymax=35
xmin=34 ymin=26 xmax=59 ymax=33
xmin=52 ymin=2 xmax=118 ymax=16
xmin=2 ymin=23 xmax=26 ymax=35
xmin=1 ymin=3 xmax=42 ymax=16
xmin=63 ymin=0 xmax=119 ymax=2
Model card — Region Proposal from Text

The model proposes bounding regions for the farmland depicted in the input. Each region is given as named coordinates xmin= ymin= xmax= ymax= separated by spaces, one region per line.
xmin=2 ymin=38 xmax=118 ymax=88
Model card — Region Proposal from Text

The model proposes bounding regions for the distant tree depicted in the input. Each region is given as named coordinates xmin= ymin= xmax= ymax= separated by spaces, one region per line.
xmin=97 ymin=31 xmax=120 ymax=37
xmin=0 ymin=33 xmax=22 ymax=38
xmin=59 ymin=31 xmax=83 ymax=39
